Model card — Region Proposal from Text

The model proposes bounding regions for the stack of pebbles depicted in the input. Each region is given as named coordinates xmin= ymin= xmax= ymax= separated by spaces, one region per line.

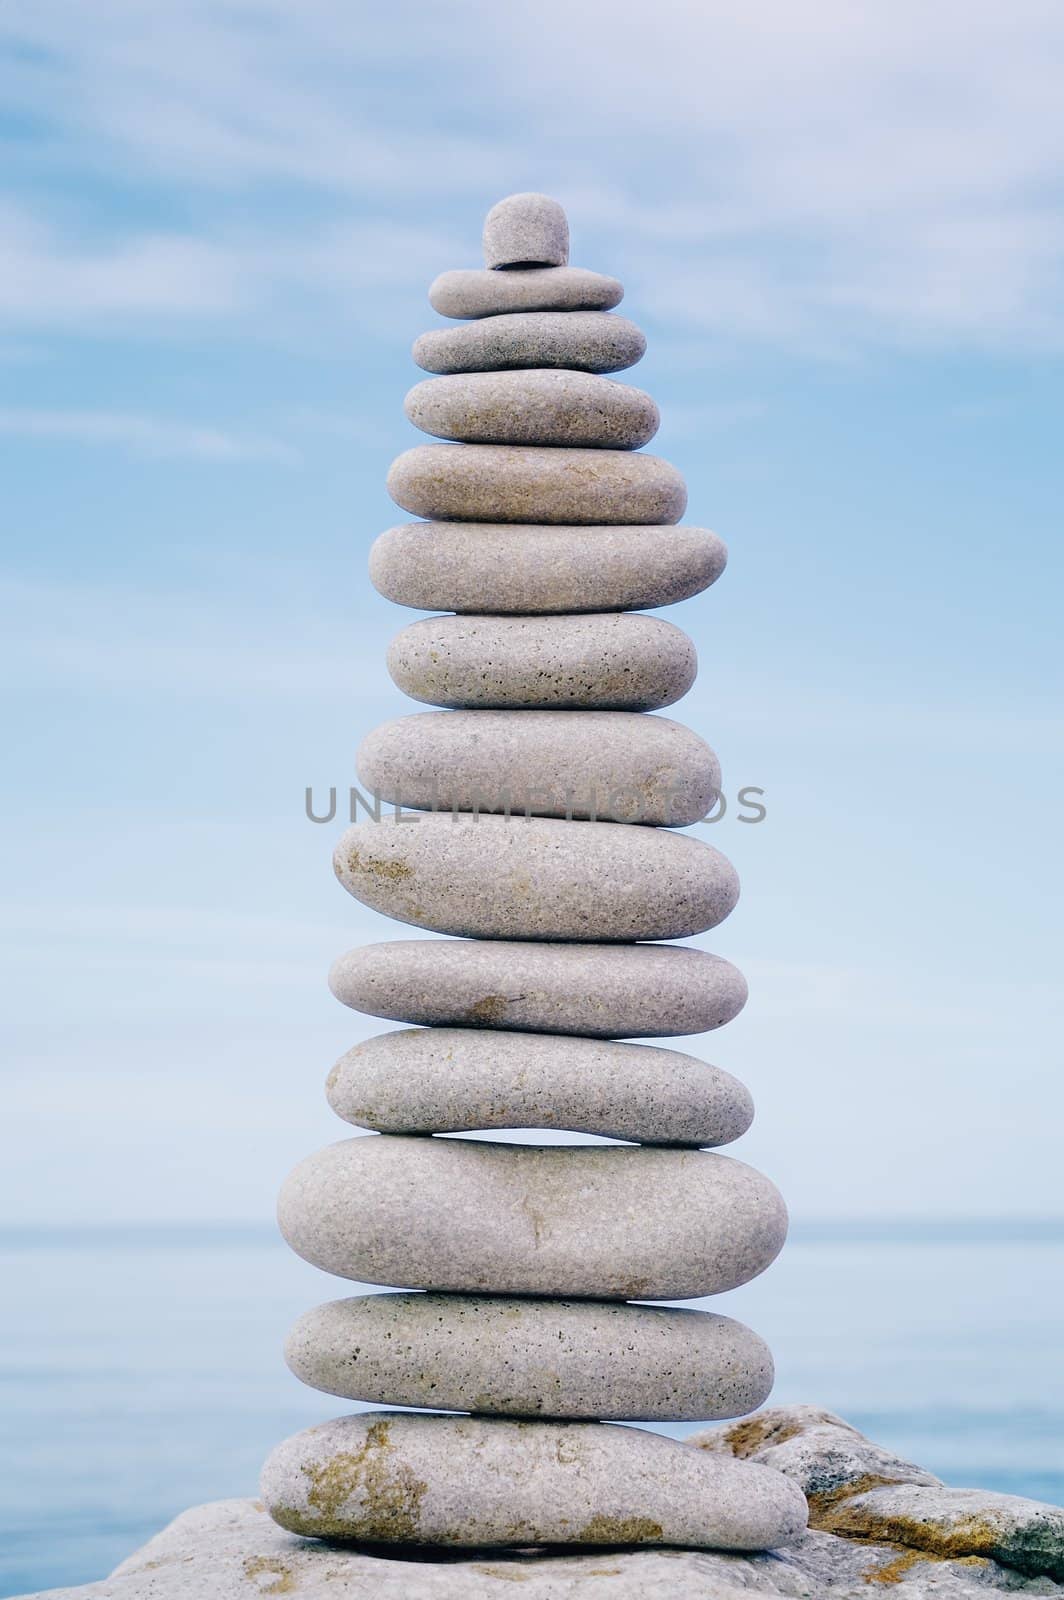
xmin=261 ymin=194 xmax=806 ymax=1554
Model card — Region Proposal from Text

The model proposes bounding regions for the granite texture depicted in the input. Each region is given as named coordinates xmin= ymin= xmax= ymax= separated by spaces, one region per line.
xmin=817 ymin=1485 xmax=1064 ymax=1582
xmin=413 ymin=312 xmax=646 ymax=376
xmin=387 ymin=444 xmax=685 ymax=525
xmin=404 ymin=370 xmax=658 ymax=448
xmin=691 ymin=1406 xmax=1064 ymax=1585
xmin=284 ymin=1294 xmax=773 ymax=1421
xmin=332 ymin=814 xmax=739 ymax=941
xmin=357 ymin=711 xmax=717 ymax=825
xmin=277 ymin=1136 xmax=787 ymax=1299
xmin=384 ymin=614 xmax=697 ymax=711
xmin=693 ymin=1405 xmax=943 ymax=1500
xmin=429 ymin=265 xmax=622 ymax=319
xmin=369 ymin=521 xmax=727 ymax=614
xmin=482 ymin=193 xmax=569 ymax=269
xmin=328 ymin=938 xmax=749 ymax=1037
xmin=325 ymin=1026 xmax=755 ymax=1145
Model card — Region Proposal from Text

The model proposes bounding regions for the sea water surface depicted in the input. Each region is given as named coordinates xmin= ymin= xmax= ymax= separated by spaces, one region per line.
xmin=1 ymin=1220 xmax=1061 ymax=1597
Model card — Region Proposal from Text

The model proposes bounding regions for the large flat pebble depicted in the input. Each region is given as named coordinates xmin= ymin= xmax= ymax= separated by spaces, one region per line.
xmin=404 ymin=369 xmax=658 ymax=449
xmin=430 ymin=265 xmax=623 ymax=319
xmin=329 ymin=938 xmax=748 ymax=1037
xmin=357 ymin=711 xmax=717 ymax=825
xmin=369 ymin=521 xmax=727 ymax=613
xmin=262 ymin=1411 xmax=806 ymax=1549
xmin=278 ymin=1137 xmax=787 ymax=1299
xmin=388 ymin=444 xmax=685 ymax=525
xmin=333 ymin=814 xmax=738 ymax=941
xmin=327 ymin=1027 xmax=754 ymax=1145
xmin=413 ymin=312 xmax=646 ymax=375
xmin=285 ymin=1294 xmax=772 ymax=1420
xmin=385 ymin=615 xmax=696 ymax=712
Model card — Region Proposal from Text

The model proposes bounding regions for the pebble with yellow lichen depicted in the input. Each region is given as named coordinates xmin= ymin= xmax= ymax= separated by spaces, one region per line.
xmin=261 ymin=1412 xmax=807 ymax=1549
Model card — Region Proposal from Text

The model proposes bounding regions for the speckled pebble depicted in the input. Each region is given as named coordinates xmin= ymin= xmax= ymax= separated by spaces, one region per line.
xmin=413 ymin=312 xmax=646 ymax=376
xmin=261 ymin=1411 xmax=807 ymax=1549
xmin=357 ymin=711 xmax=717 ymax=825
xmin=430 ymin=265 xmax=622 ymax=319
xmin=483 ymin=193 xmax=569 ymax=269
xmin=329 ymin=938 xmax=748 ymax=1038
xmin=277 ymin=1137 xmax=787 ymax=1299
xmin=326 ymin=1027 xmax=754 ymax=1145
xmin=404 ymin=369 xmax=658 ymax=449
xmin=333 ymin=814 xmax=738 ymax=941
xmin=285 ymin=1294 xmax=772 ymax=1420
xmin=384 ymin=614 xmax=697 ymax=712
xmin=388 ymin=444 xmax=686 ymax=525
xmin=369 ymin=521 xmax=727 ymax=614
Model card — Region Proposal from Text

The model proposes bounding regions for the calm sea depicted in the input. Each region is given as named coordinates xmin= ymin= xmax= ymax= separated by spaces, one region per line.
xmin=1 ymin=1221 xmax=1061 ymax=1597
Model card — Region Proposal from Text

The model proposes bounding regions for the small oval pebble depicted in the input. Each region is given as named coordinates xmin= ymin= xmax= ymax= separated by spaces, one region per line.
xmin=357 ymin=712 xmax=717 ymax=825
xmin=413 ymin=312 xmax=646 ymax=376
xmin=430 ymin=265 xmax=623 ymax=319
xmin=333 ymin=814 xmax=738 ymax=941
xmin=262 ymin=1411 xmax=808 ymax=1548
xmin=483 ymin=192 xmax=569 ymax=269
xmin=385 ymin=614 xmax=696 ymax=712
xmin=286 ymin=1294 xmax=772 ymax=1420
xmin=388 ymin=444 xmax=686 ymax=525
xmin=327 ymin=1028 xmax=754 ymax=1145
xmin=404 ymin=369 xmax=658 ymax=449
xmin=278 ymin=1137 xmax=788 ymax=1299
xmin=330 ymin=939 xmax=748 ymax=1037
xmin=370 ymin=521 xmax=727 ymax=614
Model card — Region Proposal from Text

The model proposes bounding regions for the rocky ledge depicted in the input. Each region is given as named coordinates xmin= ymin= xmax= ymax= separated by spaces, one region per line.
xmin=20 ymin=1407 xmax=1064 ymax=1598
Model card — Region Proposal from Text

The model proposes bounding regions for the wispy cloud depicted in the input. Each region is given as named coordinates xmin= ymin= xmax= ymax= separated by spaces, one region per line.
xmin=0 ymin=202 xmax=461 ymax=335
xmin=0 ymin=573 xmax=380 ymax=698
xmin=0 ymin=205 xmax=243 ymax=323
xmin=2 ymin=1 xmax=1064 ymax=350
xmin=0 ymin=407 xmax=297 ymax=462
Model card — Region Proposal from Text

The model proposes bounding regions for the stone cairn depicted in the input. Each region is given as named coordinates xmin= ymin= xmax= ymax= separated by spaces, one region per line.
xmin=261 ymin=193 xmax=807 ymax=1553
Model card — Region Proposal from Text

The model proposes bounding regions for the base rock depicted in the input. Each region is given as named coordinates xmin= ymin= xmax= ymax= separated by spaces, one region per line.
xmin=19 ymin=1407 xmax=1063 ymax=1599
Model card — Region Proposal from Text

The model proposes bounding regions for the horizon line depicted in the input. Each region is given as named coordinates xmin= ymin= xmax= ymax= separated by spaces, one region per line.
xmin=2 ymin=1216 xmax=1063 ymax=1245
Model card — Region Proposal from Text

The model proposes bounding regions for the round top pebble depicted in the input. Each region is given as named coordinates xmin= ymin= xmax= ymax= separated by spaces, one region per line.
xmin=484 ymin=192 xmax=569 ymax=269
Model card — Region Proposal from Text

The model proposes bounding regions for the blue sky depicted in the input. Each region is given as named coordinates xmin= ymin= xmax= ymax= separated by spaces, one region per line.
xmin=2 ymin=1 xmax=1062 ymax=1223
